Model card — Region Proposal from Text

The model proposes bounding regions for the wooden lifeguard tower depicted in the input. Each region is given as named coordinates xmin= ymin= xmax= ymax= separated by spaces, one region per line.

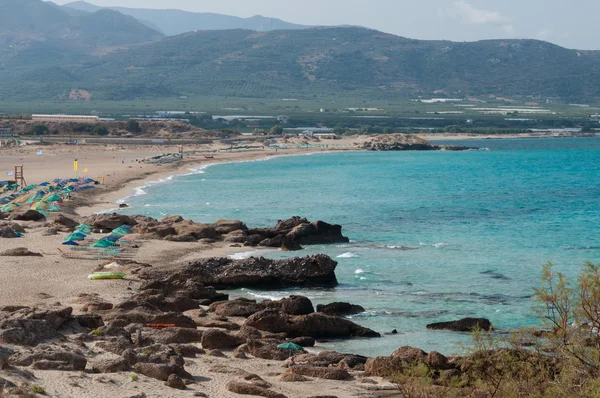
xmin=14 ymin=166 xmax=26 ymax=187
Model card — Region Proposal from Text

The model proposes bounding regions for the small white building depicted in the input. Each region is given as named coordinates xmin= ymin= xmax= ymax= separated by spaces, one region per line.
xmin=32 ymin=115 xmax=99 ymax=123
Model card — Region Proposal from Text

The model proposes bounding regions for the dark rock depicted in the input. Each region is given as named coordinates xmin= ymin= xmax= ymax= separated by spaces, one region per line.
xmin=426 ymin=351 xmax=451 ymax=370
xmin=139 ymin=254 xmax=339 ymax=290
xmin=98 ymin=324 xmax=131 ymax=338
xmin=207 ymin=349 xmax=227 ymax=358
xmin=0 ymin=319 xmax=62 ymax=346
xmin=10 ymin=346 xmax=87 ymax=371
xmin=260 ymin=296 xmax=314 ymax=315
xmin=0 ymin=247 xmax=42 ymax=257
xmin=96 ymin=336 xmax=134 ymax=355
xmin=75 ymin=314 xmax=104 ymax=329
xmin=281 ymin=239 xmax=303 ymax=251
xmin=426 ymin=318 xmax=493 ymax=332
xmin=290 ymin=337 xmax=315 ymax=347
xmin=92 ymin=357 xmax=130 ymax=373
xmin=78 ymin=294 xmax=114 ymax=312
xmin=173 ymin=220 xmax=218 ymax=240
xmin=391 ymin=346 xmax=427 ymax=362
xmin=103 ymin=308 xmax=196 ymax=329
xmin=139 ymin=327 xmax=204 ymax=345
xmin=0 ymin=226 xmax=17 ymax=238
xmin=364 ymin=356 xmax=405 ymax=377
xmin=0 ymin=305 xmax=29 ymax=312
xmin=13 ymin=210 xmax=45 ymax=222
xmin=166 ymin=373 xmax=187 ymax=390
xmin=84 ymin=213 xmax=138 ymax=231
xmin=133 ymin=362 xmax=191 ymax=382
xmin=194 ymin=318 xmax=240 ymax=331
xmin=161 ymin=215 xmax=183 ymax=224
xmin=245 ymin=310 xmax=379 ymax=339
xmin=53 ymin=214 xmax=78 ymax=229
xmin=210 ymin=220 xmax=248 ymax=235
xmin=208 ymin=298 xmax=260 ymax=317
xmin=316 ymin=302 xmax=365 ymax=316
xmin=226 ymin=381 xmax=287 ymax=398
xmin=0 ymin=346 xmax=14 ymax=369
xmin=201 ymin=329 xmax=244 ymax=350
xmin=0 ymin=376 xmax=14 ymax=390
xmin=290 ymin=366 xmax=351 ymax=380
xmin=246 ymin=339 xmax=289 ymax=361
xmin=259 ymin=236 xmax=284 ymax=247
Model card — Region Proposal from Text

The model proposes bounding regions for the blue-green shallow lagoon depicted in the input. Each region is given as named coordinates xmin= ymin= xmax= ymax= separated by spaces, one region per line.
xmin=122 ymin=138 xmax=600 ymax=356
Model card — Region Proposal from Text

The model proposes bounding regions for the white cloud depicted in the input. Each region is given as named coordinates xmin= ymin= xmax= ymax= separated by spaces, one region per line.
xmin=441 ymin=1 xmax=508 ymax=25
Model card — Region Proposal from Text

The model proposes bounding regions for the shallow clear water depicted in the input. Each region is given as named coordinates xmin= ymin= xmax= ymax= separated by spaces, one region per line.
xmin=123 ymin=138 xmax=600 ymax=356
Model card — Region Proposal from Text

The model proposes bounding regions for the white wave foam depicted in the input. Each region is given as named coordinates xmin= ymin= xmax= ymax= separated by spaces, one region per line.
xmin=337 ymin=252 xmax=358 ymax=258
xmin=246 ymin=292 xmax=282 ymax=301
xmin=432 ymin=242 xmax=449 ymax=248
xmin=228 ymin=248 xmax=280 ymax=260
xmin=133 ymin=186 xmax=147 ymax=196
xmin=355 ymin=269 xmax=365 ymax=274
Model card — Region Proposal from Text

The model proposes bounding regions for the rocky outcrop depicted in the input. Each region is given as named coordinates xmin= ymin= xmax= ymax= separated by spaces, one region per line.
xmin=200 ymin=329 xmax=244 ymax=350
xmin=11 ymin=210 xmax=45 ymax=222
xmin=0 ymin=247 xmax=42 ymax=257
xmin=0 ymin=222 xmax=24 ymax=238
xmin=133 ymin=361 xmax=191 ymax=382
xmin=0 ymin=306 xmax=73 ymax=346
xmin=245 ymin=310 xmax=379 ymax=339
xmin=84 ymin=213 xmax=140 ymax=231
xmin=426 ymin=318 xmax=493 ymax=332
xmin=10 ymin=345 xmax=87 ymax=371
xmin=208 ymin=298 xmax=261 ymax=317
xmin=290 ymin=366 xmax=351 ymax=380
xmin=365 ymin=346 xmax=455 ymax=377
xmin=260 ymin=296 xmax=315 ymax=315
xmin=316 ymin=302 xmax=365 ymax=316
xmin=140 ymin=254 xmax=339 ymax=290
xmin=92 ymin=357 xmax=131 ymax=373
xmin=361 ymin=134 xmax=472 ymax=152
xmin=227 ymin=380 xmax=288 ymax=398
xmin=165 ymin=374 xmax=187 ymax=390
xmin=53 ymin=214 xmax=78 ymax=229
xmin=84 ymin=214 xmax=349 ymax=249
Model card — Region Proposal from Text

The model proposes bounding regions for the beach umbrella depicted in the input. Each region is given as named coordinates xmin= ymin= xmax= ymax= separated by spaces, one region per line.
xmin=277 ymin=342 xmax=303 ymax=363
xmin=62 ymin=240 xmax=79 ymax=246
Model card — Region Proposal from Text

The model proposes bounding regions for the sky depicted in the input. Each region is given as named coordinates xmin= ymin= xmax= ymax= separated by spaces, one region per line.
xmin=52 ymin=0 xmax=599 ymax=50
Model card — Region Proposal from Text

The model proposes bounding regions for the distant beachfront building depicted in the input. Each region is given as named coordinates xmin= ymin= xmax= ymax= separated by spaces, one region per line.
xmin=31 ymin=114 xmax=99 ymax=123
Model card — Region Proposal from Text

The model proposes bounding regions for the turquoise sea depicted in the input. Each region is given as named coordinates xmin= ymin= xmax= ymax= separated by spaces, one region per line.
xmin=122 ymin=138 xmax=600 ymax=356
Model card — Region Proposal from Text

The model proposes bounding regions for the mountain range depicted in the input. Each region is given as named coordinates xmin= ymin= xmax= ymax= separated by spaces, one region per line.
xmin=1 ymin=0 xmax=600 ymax=103
xmin=61 ymin=1 xmax=309 ymax=36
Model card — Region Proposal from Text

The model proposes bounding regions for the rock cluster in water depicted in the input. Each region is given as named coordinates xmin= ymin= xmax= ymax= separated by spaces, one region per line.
xmin=361 ymin=134 xmax=472 ymax=151
xmin=83 ymin=214 xmax=349 ymax=251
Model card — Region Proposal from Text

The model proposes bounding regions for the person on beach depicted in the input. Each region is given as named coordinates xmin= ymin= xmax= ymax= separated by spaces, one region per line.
xmin=288 ymin=356 xmax=296 ymax=368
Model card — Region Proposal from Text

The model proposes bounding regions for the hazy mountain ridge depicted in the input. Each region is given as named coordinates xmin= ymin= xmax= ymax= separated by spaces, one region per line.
xmin=3 ymin=1 xmax=600 ymax=102
xmin=63 ymin=1 xmax=310 ymax=36
xmin=0 ymin=0 xmax=163 ymax=53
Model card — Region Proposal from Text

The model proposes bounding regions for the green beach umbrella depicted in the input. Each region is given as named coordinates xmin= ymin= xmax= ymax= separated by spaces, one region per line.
xmin=277 ymin=342 xmax=303 ymax=351
xmin=277 ymin=342 xmax=303 ymax=363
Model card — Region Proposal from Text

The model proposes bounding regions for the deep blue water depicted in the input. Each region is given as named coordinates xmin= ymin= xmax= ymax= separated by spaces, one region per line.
xmin=122 ymin=138 xmax=600 ymax=356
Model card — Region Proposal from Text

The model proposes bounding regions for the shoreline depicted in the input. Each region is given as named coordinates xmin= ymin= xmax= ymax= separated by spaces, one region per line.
xmin=77 ymin=148 xmax=359 ymax=217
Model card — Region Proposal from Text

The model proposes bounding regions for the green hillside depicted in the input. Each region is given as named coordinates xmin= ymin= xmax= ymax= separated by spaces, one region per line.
xmin=3 ymin=18 xmax=600 ymax=102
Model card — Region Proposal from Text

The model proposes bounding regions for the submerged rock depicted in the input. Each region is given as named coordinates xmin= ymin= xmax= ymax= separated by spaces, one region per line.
xmin=245 ymin=310 xmax=379 ymax=339
xmin=316 ymin=302 xmax=365 ymax=316
xmin=426 ymin=318 xmax=493 ymax=332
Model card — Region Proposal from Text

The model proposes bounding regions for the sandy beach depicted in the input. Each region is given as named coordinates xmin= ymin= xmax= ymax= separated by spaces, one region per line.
xmin=0 ymin=136 xmax=401 ymax=398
